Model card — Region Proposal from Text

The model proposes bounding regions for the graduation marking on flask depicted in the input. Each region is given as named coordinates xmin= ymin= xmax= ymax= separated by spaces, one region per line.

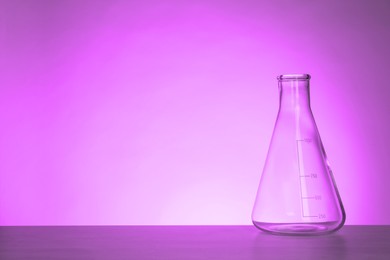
xmin=296 ymin=138 xmax=323 ymax=219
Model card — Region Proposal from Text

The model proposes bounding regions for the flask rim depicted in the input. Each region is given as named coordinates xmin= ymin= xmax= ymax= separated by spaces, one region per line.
xmin=277 ymin=74 xmax=311 ymax=81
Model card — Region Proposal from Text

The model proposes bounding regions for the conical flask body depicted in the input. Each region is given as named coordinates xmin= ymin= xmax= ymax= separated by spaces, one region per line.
xmin=252 ymin=74 xmax=345 ymax=235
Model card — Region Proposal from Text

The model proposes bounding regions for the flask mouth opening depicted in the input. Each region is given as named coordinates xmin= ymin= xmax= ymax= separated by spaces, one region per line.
xmin=277 ymin=74 xmax=311 ymax=81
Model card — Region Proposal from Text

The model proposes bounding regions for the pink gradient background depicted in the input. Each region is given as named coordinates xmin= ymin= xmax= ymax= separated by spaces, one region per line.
xmin=0 ymin=0 xmax=389 ymax=225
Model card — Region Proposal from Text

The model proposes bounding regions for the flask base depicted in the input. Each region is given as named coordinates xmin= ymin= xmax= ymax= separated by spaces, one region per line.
xmin=253 ymin=221 xmax=343 ymax=236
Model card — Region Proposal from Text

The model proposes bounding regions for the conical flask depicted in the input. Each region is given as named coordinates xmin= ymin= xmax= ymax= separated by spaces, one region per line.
xmin=252 ymin=74 xmax=345 ymax=235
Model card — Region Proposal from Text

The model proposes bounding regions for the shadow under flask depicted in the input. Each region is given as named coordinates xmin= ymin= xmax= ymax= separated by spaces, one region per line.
xmin=252 ymin=74 xmax=346 ymax=235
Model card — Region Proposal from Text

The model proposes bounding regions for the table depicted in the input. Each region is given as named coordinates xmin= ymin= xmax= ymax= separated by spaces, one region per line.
xmin=0 ymin=226 xmax=389 ymax=259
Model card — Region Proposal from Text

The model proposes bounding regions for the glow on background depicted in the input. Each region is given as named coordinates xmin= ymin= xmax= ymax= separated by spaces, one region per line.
xmin=0 ymin=0 xmax=389 ymax=225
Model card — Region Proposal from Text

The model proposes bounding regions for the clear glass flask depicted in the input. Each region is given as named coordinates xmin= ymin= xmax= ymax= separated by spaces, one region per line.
xmin=252 ymin=74 xmax=345 ymax=235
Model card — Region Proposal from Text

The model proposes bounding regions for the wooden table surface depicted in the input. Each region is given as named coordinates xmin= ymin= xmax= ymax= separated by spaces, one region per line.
xmin=0 ymin=226 xmax=389 ymax=259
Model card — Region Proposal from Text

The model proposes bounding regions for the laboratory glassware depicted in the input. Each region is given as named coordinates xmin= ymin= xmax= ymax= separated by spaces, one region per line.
xmin=252 ymin=74 xmax=346 ymax=235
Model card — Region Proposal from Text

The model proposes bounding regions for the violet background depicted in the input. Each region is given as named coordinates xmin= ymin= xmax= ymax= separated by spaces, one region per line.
xmin=0 ymin=0 xmax=389 ymax=225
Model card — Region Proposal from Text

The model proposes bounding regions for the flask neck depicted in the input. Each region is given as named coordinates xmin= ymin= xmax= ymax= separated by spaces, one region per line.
xmin=278 ymin=79 xmax=311 ymax=111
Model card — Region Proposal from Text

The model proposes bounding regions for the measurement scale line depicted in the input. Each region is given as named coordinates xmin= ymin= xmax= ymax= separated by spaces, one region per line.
xmin=296 ymin=140 xmax=305 ymax=218
xmin=302 ymin=196 xmax=315 ymax=199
